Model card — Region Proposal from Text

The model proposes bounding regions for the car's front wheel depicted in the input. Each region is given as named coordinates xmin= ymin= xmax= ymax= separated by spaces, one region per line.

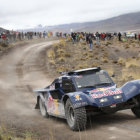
xmin=65 ymin=99 xmax=87 ymax=131
xmin=131 ymin=106 xmax=140 ymax=118
xmin=131 ymin=96 xmax=140 ymax=118
xmin=39 ymin=97 xmax=49 ymax=118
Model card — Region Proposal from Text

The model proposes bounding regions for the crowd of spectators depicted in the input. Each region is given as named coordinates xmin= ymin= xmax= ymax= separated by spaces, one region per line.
xmin=57 ymin=32 xmax=140 ymax=41
xmin=56 ymin=31 xmax=140 ymax=50
xmin=0 ymin=30 xmax=53 ymax=44
xmin=1 ymin=30 xmax=140 ymax=48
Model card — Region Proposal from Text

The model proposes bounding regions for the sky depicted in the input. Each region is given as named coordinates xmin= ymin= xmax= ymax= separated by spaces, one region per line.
xmin=0 ymin=0 xmax=140 ymax=30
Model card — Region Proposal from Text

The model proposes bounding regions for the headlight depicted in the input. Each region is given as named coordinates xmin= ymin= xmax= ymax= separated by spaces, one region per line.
xmin=99 ymin=98 xmax=108 ymax=103
xmin=113 ymin=95 xmax=122 ymax=99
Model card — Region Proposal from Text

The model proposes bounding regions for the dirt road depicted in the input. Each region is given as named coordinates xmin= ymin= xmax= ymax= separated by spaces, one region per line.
xmin=0 ymin=40 xmax=140 ymax=140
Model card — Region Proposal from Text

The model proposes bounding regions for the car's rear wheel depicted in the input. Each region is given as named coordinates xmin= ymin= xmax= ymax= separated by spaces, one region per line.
xmin=39 ymin=97 xmax=49 ymax=118
xmin=65 ymin=99 xmax=87 ymax=131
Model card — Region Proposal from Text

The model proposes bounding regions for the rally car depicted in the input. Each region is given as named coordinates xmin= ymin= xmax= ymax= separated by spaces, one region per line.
xmin=34 ymin=67 xmax=140 ymax=131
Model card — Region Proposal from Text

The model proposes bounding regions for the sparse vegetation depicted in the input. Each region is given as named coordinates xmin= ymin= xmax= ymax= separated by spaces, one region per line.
xmin=47 ymin=38 xmax=140 ymax=86
xmin=0 ymin=42 xmax=8 ymax=48
xmin=0 ymin=125 xmax=38 ymax=140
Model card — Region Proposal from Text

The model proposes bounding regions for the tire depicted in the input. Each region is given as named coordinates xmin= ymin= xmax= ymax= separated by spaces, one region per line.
xmin=131 ymin=106 xmax=140 ymax=118
xmin=131 ymin=96 xmax=140 ymax=118
xmin=65 ymin=99 xmax=87 ymax=131
xmin=39 ymin=97 xmax=49 ymax=118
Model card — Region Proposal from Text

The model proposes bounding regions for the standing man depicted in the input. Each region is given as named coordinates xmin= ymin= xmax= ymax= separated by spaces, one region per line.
xmin=43 ymin=31 xmax=46 ymax=39
xmin=96 ymin=32 xmax=100 ymax=45
xmin=118 ymin=32 xmax=122 ymax=41
xmin=135 ymin=33 xmax=137 ymax=40
xmin=88 ymin=36 xmax=93 ymax=51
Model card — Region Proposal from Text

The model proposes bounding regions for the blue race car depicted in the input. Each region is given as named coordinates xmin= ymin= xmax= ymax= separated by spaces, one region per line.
xmin=34 ymin=67 xmax=140 ymax=131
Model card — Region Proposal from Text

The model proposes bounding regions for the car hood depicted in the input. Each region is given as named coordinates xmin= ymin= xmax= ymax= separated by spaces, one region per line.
xmin=73 ymin=80 xmax=140 ymax=107
xmin=82 ymin=85 xmax=124 ymax=107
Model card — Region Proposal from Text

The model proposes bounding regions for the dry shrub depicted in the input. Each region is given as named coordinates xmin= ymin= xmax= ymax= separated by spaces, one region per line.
xmin=94 ymin=56 xmax=98 ymax=60
xmin=59 ymin=39 xmax=66 ymax=47
xmin=112 ymin=60 xmax=118 ymax=64
xmin=47 ymin=49 xmax=55 ymax=59
xmin=81 ymin=41 xmax=87 ymax=45
xmin=65 ymin=52 xmax=71 ymax=57
xmin=136 ymin=54 xmax=140 ymax=60
xmin=49 ymin=60 xmax=56 ymax=65
xmin=80 ymin=57 xmax=87 ymax=61
xmin=56 ymin=66 xmax=68 ymax=72
xmin=117 ymin=57 xmax=126 ymax=66
xmin=67 ymin=37 xmax=71 ymax=42
xmin=121 ymin=66 xmax=140 ymax=82
xmin=92 ymin=63 xmax=98 ymax=67
xmin=83 ymin=52 xmax=88 ymax=56
xmin=88 ymin=53 xmax=94 ymax=58
xmin=101 ymin=48 xmax=105 ymax=52
xmin=125 ymin=58 xmax=140 ymax=68
xmin=105 ymin=41 xmax=112 ymax=46
xmin=83 ymin=46 xmax=88 ymax=50
xmin=0 ymin=42 xmax=8 ymax=47
xmin=56 ymin=48 xmax=65 ymax=54
xmin=58 ymin=57 xmax=65 ymax=62
xmin=124 ymin=44 xmax=129 ymax=49
xmin=56 ymin=48 xmax=67 ymax=58
xmin=103 ymin=52 xmax=108 ymax=58
xmin=53 ymin=42 xmax=59 ymax=48
xmin=76 ymin=63 xmax=88 ymax=69
xmin=0 ymin=126 xmax=37 ymax=140
xmin=132 ymin=44 xmax=135 ymax=47
xmin=101 ymin=58 xmax=108 ymax=63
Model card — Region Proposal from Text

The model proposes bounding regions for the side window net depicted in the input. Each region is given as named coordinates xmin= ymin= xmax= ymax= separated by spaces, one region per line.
xmin=62 ymin=79 xmax=75 ymax=93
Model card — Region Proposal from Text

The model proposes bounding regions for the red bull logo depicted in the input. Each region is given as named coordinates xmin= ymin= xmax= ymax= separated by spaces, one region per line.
xmin=90 ymin=89 xmax=122 ymax=99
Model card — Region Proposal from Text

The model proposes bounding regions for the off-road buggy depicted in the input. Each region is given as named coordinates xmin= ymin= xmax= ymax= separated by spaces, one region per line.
xmin=34 ymin=67 xmax=140 ymax=130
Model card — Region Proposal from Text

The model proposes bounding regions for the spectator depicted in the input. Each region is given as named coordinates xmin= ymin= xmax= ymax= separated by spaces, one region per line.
xmin=95 ymin=32 xmax=100 ymax=45
xmin=43 ymin=31 xmax=46 ymax=39
xmin=2 ymin=32 xmax=6 ymax=41
xmin=135 ymin=33 xmax=137 ymax=40
xmin=138 ymin=33 xmax=140 ymax=41
xmin=88 ymin=36 xmax=93 ymax=51
xmin=0 ymin=33 xmax=1 ymax=42
xmin=86 ymin=33 xmax=89 ymax=43
xmin=118 ymin=32 xmax=122 ymax=41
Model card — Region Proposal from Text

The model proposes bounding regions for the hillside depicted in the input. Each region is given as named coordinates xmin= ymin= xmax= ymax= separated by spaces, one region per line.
xmin=50 ymin=11 xmax=140 ymax=33
xmin=25 ymin=11 xmax=140 ymax=33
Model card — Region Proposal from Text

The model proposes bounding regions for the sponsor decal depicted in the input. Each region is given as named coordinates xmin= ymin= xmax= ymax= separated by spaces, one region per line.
xmin=47 ymin=95 xmax=54 ymax=108
xmin=53 ymin=99 xmax=59 ymax=115
xmin=90 ymin=89 xmax=122 ymax=99
xmin=74 ymin=95 xmax=82 ymax=101
xmin=50 ymin=84 xmax=55 ymax=90
xmin=74 ymin=102 xmax=88 ymax=108
xmin=47 ymin=96 xmax=59 ymax=114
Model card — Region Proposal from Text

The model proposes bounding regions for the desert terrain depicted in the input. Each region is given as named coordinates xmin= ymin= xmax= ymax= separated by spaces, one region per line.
xmin=0 ymin=37 xmax=140 ymax=140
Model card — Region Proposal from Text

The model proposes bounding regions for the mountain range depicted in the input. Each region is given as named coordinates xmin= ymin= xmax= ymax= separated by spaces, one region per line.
xmin=46 ymin=11 xmax=140 ymax=33
xmin=1 ymin=11 xmax=140 ymax=33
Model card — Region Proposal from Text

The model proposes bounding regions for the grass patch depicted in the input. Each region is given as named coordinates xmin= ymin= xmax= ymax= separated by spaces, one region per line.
xmin=0 ymin=126 xmax=38 ymax=140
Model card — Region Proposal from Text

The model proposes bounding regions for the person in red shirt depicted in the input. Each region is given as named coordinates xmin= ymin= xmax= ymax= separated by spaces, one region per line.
xmin=2 ymin=33 xmax=6 ymax=40
xmin=138 ymin=34 xmax=140 ymax=41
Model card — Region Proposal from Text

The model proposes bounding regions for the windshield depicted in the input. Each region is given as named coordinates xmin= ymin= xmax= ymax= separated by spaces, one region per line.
xmin=74 ymin=71 xmax=114 ymax=89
